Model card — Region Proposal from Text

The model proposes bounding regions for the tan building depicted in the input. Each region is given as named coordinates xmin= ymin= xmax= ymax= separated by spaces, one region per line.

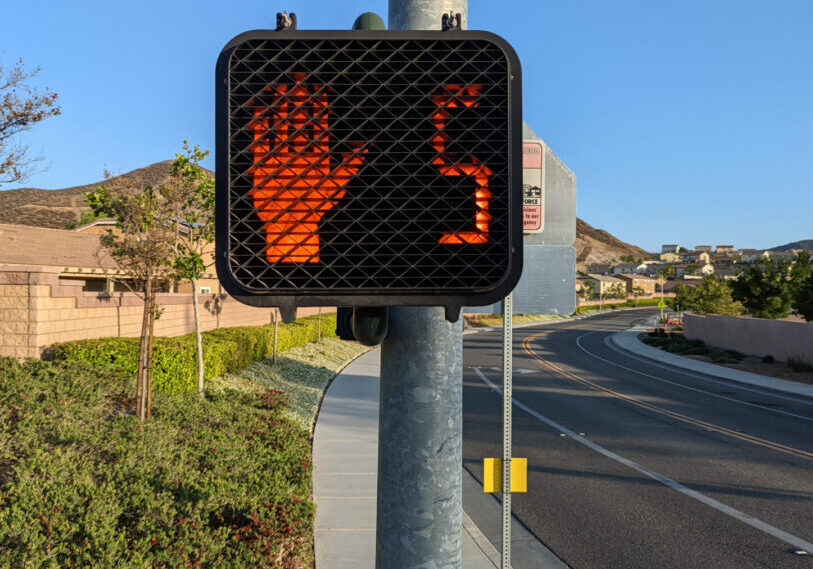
xmin=740 ymin=249 xmax=769 ymax=263
xmin=0 ymin=223 xmax=324 ymax=358
xmin=768 ymin=250 xmax=798 ymax=263
xmin=586 ymin=274 xmax=627 ymax=298
xmin=659 ymin=252 xmax=681 ymax=263
xmin=615 ymin=273 xmax=656 ymax=296
xmin=681 ymin=251 xmax=711 ymax=265
xmin=715 ymin=245 xmax=734 ymax=253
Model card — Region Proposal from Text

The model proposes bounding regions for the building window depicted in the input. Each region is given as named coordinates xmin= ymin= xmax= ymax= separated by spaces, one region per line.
xmin=199 ymin=286 xmax=211 ymax=294
xmin=82 ymin=279 xmax=107 ymax=293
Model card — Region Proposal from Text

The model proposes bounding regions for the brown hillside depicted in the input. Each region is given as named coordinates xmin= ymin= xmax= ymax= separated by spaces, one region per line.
xmin=0 ymin=162 xmax=649 ymax=269
xmin=0 ymin=162 xmax=182 ymax=229
xmin=574 ymin=218 xmax=651 ymax=271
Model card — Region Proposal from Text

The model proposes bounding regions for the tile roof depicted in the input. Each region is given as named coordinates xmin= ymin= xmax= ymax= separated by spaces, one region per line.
xmin=0 ymin=223 xmax=118 ymax=270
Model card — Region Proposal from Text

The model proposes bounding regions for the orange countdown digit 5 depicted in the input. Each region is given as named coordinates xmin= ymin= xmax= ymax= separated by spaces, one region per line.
xmin=431 ymin=84 xmax=492 ymax=245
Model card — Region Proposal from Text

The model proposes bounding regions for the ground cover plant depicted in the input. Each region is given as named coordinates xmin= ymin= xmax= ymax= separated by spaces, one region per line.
xmin=210 ymin=338 xmax=369 ymax=432
xmin=0 ymin=320 xmax=366 ymax=568
xmin=641 ymin=329 xmax=744 ymax=362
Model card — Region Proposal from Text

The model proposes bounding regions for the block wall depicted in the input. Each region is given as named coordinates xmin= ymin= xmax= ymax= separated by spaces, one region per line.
xmin=0 ymin=266 xmax=330 ymax=358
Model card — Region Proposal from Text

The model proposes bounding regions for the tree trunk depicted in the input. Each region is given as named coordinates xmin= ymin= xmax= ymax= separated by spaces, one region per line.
xmin=145 ymin=285 xmax=155 ymax=420
xmin=136 ymin=279 xmax=150 ymax=421
xmin=192 ymin=276 xmax=205 ymax=396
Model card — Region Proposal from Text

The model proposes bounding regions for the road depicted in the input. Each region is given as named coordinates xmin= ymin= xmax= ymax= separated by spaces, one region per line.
xmin=462 ymin=309 xmax=813 ymax=569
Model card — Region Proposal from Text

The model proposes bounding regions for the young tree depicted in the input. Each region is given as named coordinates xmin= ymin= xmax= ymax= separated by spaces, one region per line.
xmin=731 ymin=261 xmax=793 ymax=319
xmin=579 ymin=279 xmax=595 ymax=302
xmin=606 ymin=282 xmax=627 ymax=300
xmin=789 ymin=251 xmax=811 ymax=298
xmin=794 ymin=272 xmax=813 ymax=322
xmin=673 ymin=276 xmax=742 ymax=316
xmin=167 ymin=142 xmax=215 ymax=396
xmin=86 ymin=175 xmax=179 ymax=421
xmin=632 ymin=285 xmax=646 ymax=306
xmin=791 ymin=251 xmax=813 ymax=321
xmin=1 ymin=59 xmax=61 ymax=186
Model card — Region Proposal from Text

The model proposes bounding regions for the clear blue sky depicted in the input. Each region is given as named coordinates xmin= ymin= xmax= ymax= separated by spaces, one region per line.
xmin=3 ymin=0 xmax=811 ymax=251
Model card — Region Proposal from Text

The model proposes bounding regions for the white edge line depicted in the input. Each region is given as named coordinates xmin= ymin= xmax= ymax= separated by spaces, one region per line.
xmin=567 ymin=331 xmax=813 ymax=423
xmin=472 ymin=366 xmax=813 ymax=553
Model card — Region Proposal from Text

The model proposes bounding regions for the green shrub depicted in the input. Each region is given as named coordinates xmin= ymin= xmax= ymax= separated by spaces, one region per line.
xmin=49 ymin=313 xmax=337 ymax=394
xmin=761 ymin=354 xmax=775 ymax=364
xmin=710 ymin=350 xmax=744 ymax=364
xmin=682 ymin=346 xmax=711 ymax=356
xmin=788 ymin=357 xmax=813 ymax=372
xmin=0 ymin=358 xmax=314 ymax=568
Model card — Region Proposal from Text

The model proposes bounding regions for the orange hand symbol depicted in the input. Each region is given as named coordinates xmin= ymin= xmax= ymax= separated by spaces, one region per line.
xmin=249 ymin=73 xmax=367 ymax=263
xmin=431 ymin=84 xmax=492 ymax=245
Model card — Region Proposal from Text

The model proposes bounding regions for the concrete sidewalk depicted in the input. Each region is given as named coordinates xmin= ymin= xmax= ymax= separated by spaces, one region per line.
xmin=611 ymin=318 xmax=813 ymax=399
xmin=313 ymin=349 xmax=566 ymax=569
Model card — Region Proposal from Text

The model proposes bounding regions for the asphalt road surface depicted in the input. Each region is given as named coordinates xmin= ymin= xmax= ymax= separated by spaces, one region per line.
xmin=462 ymin=309 xmax=813 ymax=569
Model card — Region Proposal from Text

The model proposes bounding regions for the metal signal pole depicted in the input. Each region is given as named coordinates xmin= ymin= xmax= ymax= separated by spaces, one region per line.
xmin=378 ymin=4 xmax=468 ymax=569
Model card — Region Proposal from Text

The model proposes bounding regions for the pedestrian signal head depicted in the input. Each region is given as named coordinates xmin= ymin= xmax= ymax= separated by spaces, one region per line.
xmin=216 ymin=29 xmax=522 ymax=321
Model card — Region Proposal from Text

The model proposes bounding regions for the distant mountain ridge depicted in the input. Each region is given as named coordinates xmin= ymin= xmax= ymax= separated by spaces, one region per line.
xmin=769 ymin=239 xmax=813 ymax=252
xmin=0 ymin=162 xmax=181 ymax=229
xmin=0 ymin=161 xmax=649 ymax=269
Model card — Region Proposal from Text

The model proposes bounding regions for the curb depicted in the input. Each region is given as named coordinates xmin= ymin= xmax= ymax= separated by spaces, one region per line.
xmin=610 ymin=320 xmax=813 ymax=399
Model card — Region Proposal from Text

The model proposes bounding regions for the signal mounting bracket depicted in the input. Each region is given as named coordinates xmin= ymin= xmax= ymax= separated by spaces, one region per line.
xmin=442 ymin=13 xmax=461 ymax=31
xmin=276 ymin=11 xmax=297 ymax=31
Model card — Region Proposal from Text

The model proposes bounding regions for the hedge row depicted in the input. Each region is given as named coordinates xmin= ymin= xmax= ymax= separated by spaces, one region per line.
xmin=49 ymin=313 xmax=337 ymax=394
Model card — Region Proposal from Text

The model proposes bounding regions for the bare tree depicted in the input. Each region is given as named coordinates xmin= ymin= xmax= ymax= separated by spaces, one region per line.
xmin=86 ymin=175 xmax=179 ymax=420
xmin=0 ymin=59 xmax=61 ymax=186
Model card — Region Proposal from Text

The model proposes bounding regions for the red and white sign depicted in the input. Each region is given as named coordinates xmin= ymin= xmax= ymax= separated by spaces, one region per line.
xmin=522 ymin=141 xmax=544 ymax=233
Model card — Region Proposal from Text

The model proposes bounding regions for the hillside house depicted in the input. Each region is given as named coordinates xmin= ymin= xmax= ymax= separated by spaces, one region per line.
xmin=661 ymin=244 xmax=680 ymax=253
xmin=587 ymin=263 xmax=612 ymax=275
xmin=714 ymin=267 xmax=741 ymax=280
xmin=681 ymin=251 xmax=711 ymax=265
xmin=659 ymin=252 xmax=681 ymax=263
xmin=710 ymin=253 xmax=736 ymax=266
xmin=768 ymin=250 xmax=799 ymax=263
xmin=715 ymin=245 xmax=734 ymax=253
xmin=675 ymin=263 xmax=714 ymax=278
xmin=615 ymin=273 xmax=656 ymax=296
xmin=611 ymin=262 xmax=638 ymax=275
xmin=740 ymin=250 xmax=769 ymax=263
xmin=694 ymin=245 xmax=712 ymax=253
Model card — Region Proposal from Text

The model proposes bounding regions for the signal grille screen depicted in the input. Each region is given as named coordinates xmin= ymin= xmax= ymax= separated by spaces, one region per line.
xmin=218 ymin=31 xmax=520 ymax=303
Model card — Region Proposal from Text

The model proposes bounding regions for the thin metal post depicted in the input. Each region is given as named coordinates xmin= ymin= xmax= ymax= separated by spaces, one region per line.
xmin=379 ymin=4 xmax=468 ymax=568
xmin=273 ymin=307 xmax=279 ymax=365
xmin=501 ymin=292 xmax=513 ymax=568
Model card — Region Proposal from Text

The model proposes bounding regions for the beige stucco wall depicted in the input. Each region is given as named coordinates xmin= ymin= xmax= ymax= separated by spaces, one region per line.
xmin=0 ymin=265 xmax=331 ymax=359
xmin=684 ymin=313 xmax=813 ymax=363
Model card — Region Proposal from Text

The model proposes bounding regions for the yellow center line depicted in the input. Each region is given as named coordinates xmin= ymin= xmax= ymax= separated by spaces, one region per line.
xmin=522 ymin=331 xmax=813 ymax=461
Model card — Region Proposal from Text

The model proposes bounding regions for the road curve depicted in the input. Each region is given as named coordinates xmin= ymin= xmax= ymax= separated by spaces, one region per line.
xmin=462 ymin=309 xmax=813 ymax=569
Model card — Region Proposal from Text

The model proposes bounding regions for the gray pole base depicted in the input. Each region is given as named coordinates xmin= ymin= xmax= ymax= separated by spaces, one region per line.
xmin=377 ymin=306 xmax=463 ymax=569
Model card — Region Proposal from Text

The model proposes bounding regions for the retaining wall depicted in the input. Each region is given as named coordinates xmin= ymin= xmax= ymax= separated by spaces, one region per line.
xmin=683 ymin=312 xmax=813 ymax=363
xmin=0 ymin=265 xmax=329 ymax=358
